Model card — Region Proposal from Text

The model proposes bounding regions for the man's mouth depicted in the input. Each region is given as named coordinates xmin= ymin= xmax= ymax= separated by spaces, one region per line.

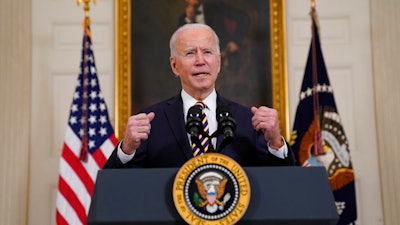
xmin=193 ymin=72 xmax=209 ymax=76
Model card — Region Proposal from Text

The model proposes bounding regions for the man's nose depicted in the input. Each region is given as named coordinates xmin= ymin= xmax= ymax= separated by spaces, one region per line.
xmin=195 ymin=52 xmax=206 ymax=64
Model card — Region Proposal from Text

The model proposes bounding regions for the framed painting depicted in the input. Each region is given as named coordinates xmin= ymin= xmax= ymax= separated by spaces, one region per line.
xmin=115 ymin=0 xmax=288 ymax=139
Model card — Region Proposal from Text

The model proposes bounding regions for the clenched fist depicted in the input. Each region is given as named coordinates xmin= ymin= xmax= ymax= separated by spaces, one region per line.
xmin=121 ymin=112 xmax=155 ymax=155
xmin=251 ymin=106 xmax=283 ymax=149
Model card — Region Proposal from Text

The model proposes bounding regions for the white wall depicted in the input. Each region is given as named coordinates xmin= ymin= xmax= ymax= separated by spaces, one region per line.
xmin=0 ymin=0 xmax=30 ymax=225
xmin=370 ymin=0 xmax=400 ymax=224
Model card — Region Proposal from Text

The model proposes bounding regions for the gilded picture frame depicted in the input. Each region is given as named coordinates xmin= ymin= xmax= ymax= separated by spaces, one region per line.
xmin=114 ymin=0 xmax=288 ymax=139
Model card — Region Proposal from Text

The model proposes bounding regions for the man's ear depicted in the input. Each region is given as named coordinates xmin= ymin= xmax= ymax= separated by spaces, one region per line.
xmin=170 ymin=57 xmax=179 ymax=76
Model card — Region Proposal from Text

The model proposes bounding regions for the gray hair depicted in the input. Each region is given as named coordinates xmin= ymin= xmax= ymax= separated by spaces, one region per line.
xmin=169 ymin=23 xmax=221 ymax=58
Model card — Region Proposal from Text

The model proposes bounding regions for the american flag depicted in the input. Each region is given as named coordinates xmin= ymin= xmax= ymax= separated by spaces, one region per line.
xmin=56 ymin=17 xmax=118 ymax=225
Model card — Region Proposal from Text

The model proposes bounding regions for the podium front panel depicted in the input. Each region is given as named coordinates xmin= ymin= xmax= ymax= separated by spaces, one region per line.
xmin=88 ymin=167 xmax=338 ymax=225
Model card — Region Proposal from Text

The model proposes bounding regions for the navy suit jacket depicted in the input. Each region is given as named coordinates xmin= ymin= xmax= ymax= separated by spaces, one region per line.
xmin=104 ymin=93 xmax=294 ymax=169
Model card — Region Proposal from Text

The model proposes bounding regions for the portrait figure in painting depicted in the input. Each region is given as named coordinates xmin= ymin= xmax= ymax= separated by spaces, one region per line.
xmin=130 ymin=0 xmax=271 ymax=113
xmin=178 ymin=0 xmax=250 ymax=73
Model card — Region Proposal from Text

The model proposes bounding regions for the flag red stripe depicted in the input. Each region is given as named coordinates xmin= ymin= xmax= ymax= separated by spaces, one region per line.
xmin=92 ymin=134 xmax=118 ymax=168
xmin=62 ymin=143 xmax=95 ymax=195
xmin=91 ymin=148 xmax=107 ymax=168
xmin=56 ymin=210 xmax=68 ymax=225
xmin=109 ymin=134 xmax=118 ymax=145
xmin=58 ymin=177 xmax=87 ymax=224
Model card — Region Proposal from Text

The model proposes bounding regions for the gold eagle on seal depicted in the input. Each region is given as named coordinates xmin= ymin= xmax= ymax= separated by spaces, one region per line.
xmin=195 ymin=177 xmax=230 ymax=213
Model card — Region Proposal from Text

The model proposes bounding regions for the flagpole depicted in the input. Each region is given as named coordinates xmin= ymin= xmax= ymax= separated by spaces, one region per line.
xmin=311 ymin=0 xmax=315 ymax=10
xmin=290 ymin=1 xmax=358 ymax=222
xmin=310 ymin=0 xmax=324 ymax=156
xmin=77 ymin=0 xmax=95 ymax=36
xmin=56 ymin=1 xmax=118 ymax=223
xmin=77 ymin=0 xmax=96 ymax=162
xmin=77 ymin=0 xmax=95 ymax=17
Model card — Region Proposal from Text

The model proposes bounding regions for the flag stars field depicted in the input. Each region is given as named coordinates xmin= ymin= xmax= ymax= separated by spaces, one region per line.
xmin=300 ymin=84 xmax=333 ymax=100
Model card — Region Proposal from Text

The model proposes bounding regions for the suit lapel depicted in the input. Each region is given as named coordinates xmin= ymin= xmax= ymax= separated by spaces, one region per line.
xmin=164 ymin=94 xmax=193 ymax=160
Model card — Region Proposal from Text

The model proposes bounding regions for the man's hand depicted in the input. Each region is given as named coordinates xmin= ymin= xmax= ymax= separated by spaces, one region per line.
xmin=121 ymin=112 xmax=155 ymax=155
xmin=251 ymin=106 xmax=283 ymax=149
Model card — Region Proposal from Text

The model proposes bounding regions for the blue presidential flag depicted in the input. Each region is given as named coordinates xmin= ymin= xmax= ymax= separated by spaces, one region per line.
xmin=290 ymin=12 xmax=357 ymax=225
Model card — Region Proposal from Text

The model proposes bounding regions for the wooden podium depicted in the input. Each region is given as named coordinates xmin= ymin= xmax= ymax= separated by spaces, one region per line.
xmin=87 ymin=167 xmax=338 ymax=225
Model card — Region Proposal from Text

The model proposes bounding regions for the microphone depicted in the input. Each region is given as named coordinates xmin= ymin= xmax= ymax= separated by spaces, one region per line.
xmin=186 ymin=105 xmax=204 ymax=152
xmin=216 ymin=105 xmax=236 ymax=152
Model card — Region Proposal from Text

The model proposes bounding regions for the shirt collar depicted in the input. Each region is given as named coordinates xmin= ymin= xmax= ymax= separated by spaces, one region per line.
xmin=181 ymin=89 xmax=217 ymax=117
xmin=197 ymin=4 xmax=204 ymax=13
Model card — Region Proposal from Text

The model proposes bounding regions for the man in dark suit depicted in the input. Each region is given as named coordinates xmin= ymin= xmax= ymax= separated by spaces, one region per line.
xmin=104 ymin=23 xmax=294 ymax=169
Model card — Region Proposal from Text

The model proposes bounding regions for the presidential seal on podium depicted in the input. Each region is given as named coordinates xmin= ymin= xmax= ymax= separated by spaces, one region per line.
xmin=173 ymin=153 xmax=250 ymax=225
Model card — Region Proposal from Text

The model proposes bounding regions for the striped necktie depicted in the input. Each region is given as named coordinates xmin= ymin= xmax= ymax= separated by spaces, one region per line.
xmin=192 ymin=102 xmax=211 ymax=156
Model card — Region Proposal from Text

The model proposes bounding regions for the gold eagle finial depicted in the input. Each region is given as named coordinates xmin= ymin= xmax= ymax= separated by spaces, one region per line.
xmin=77 ymin=0 xmax=96 ymax=16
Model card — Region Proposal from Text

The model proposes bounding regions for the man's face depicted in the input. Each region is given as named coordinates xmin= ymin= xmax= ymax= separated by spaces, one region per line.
xmin=170 ymin=28 xmax=221 ymax=99
xmin=185 ymin=0 xmax=201 ymax=7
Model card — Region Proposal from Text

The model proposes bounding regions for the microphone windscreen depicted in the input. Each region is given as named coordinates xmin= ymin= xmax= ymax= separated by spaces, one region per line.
xmin=188 ymin=105 xmax=202 ymax=119
xmin=186 ymin=105 xmax=203 ymax=136
xmin=216 ymin=104 xmax=231 ymax=120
